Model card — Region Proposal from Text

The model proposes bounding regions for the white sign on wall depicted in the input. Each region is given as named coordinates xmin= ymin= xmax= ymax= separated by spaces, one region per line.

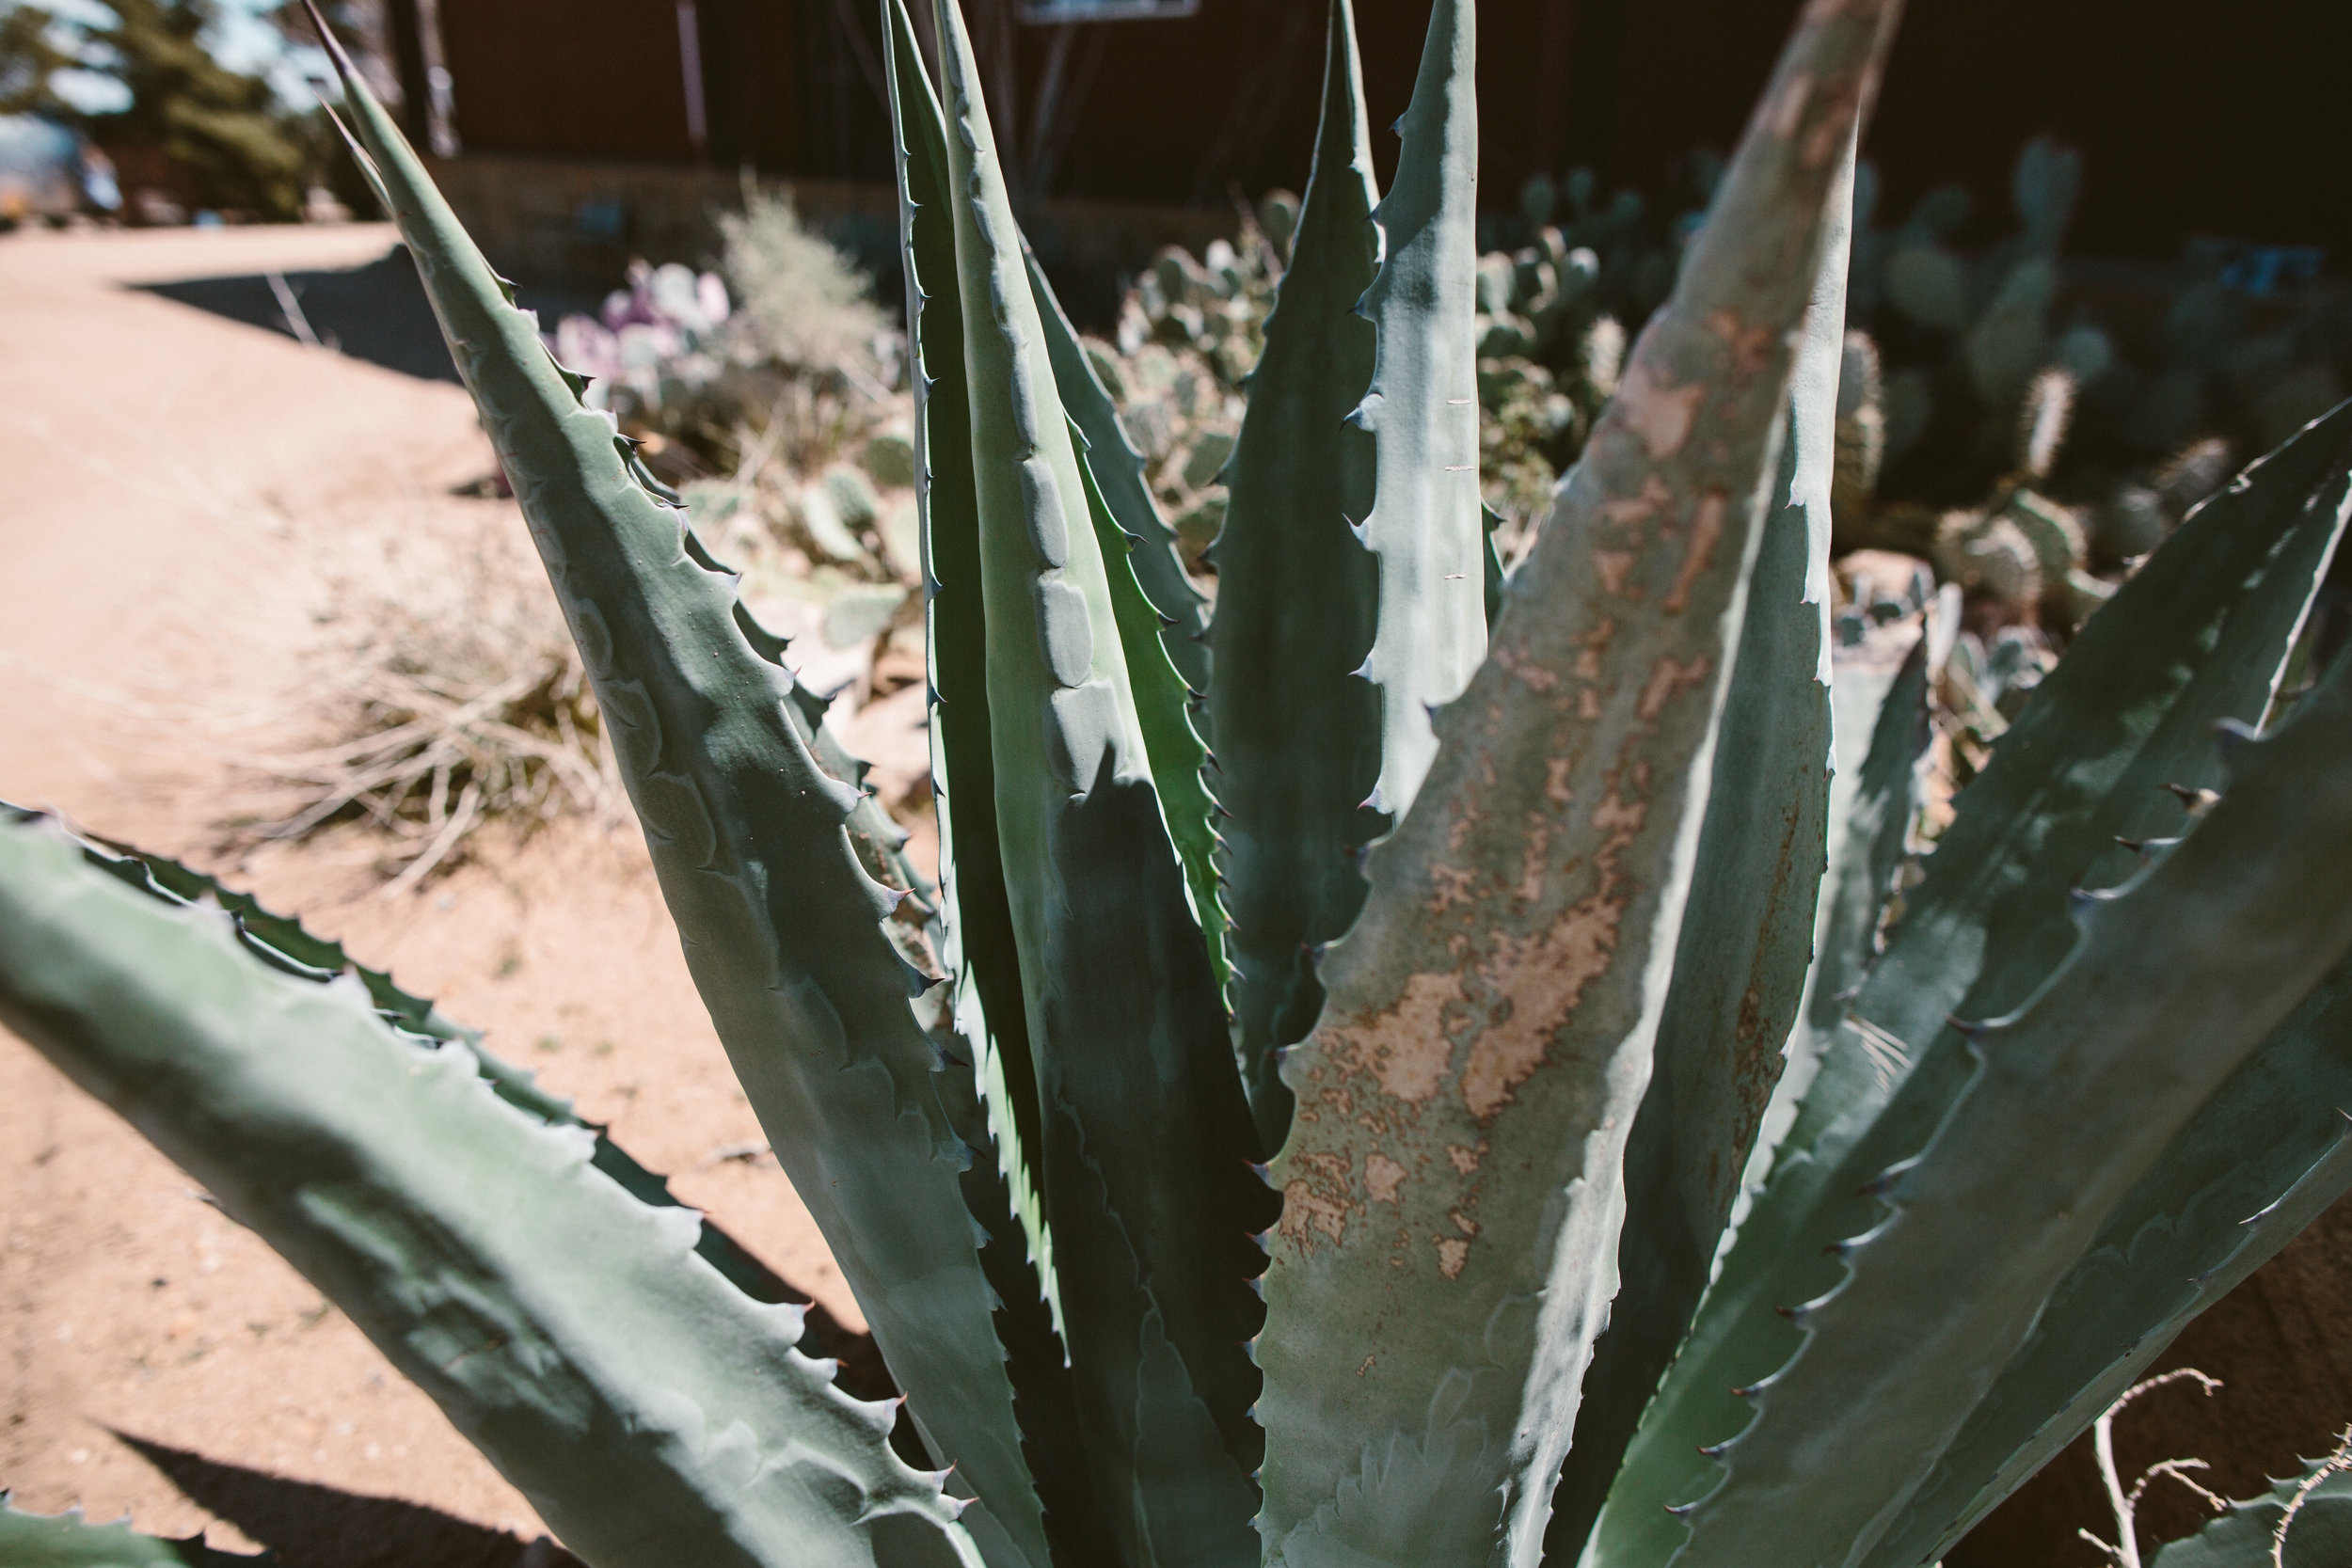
xmin=1016 ymin=0 xmax=1200 ymax=20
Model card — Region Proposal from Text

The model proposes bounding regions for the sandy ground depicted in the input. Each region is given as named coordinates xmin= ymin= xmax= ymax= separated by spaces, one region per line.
xmin=0 ymin=223 xmax=862 ymax=1560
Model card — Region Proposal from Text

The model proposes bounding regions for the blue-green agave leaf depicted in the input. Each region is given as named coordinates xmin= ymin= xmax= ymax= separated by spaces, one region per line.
xmin=1024 ymin=243 xmax=1211 ymax=696
xmin=309 ymin=23 xmax=1047 ymax=1564
xmin=1483 ymin=502 xmax=1509 ymax=627
xmin=80 ymin=831 xmax=874 ymax=1361
xmin=1208 ymin=0 xmax=1384 ymax=1153
xmin=926 ymin=1 xmax=1276 ymax=1560
xmin=1673 ymin=642 xmax=2352 ymax=1567
xmin=813 ymin=705 xmax=941 ymax=924
xmin=1867 ymin=953 xmax=2352 ymax=1567
xmin=882 ymin=0 xmax=1049 ymax=1283
xmin=1543 ymin=136 xmax=1853 ymax=1563
xmin=1736 ymin=610 xmax=1937 ymax=1227
xmin=2150 ymin=1448 xmax=2352 ymax=1568
xmin=1077 ymin=429 xmax=1229 ymax=995
xmin=1854 ymin=465 xmax=2351 ymax=1560
xmin=0 ymin=810 xmax=978 ymax=1568
xmin=1594 ymin=400 xmax=2352 ymax=1568
xmin=1255 ymin=5 xmax=1901 ymax=1562
xmin=886 ymin=15 xmax=1126 ymax=1557
xmin=1695 ymin=613 xmax=1939 ymax=1326
xmin=1033 ymin=257 xmax=1226 ymax=984
xmin=929 ymin=1022 xmax=1117 ymax=1567
xmin=0 ymin=1498 xmax=269 ymax=1566
xmin=1354 ymin=0 xmax=1485 ymax=821
xmin=1780 ymin=614 xmax=1936 ymax=1128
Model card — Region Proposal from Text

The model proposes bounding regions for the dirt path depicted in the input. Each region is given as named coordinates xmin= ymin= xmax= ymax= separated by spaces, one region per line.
xmin=0 ymin=224 xmax=854 ymax=1558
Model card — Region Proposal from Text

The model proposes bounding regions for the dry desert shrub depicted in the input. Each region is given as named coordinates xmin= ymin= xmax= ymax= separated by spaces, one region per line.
xmin=220 ymin=519 xmax=618 ymax=894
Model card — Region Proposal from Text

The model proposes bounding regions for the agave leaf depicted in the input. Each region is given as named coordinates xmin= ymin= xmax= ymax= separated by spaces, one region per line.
xmin=1859 ymin=480 xmax=2350 ymax=1557
xmin=1868 ymin=953 xmax=2352 ymax=1566
xmin=882 ymin=0 xmax=1052 ymax=1286
xmin=1542 ymin=137 xmax=1852 ymax=1561
xmin=1595 ymin=402 xmax=2352 ymax=1568
xmin=1254 ymin=4 xmax=1901 ymax=1562
xmin=1673 ymin=643 xmax=2352 ymax=1567
xmin=928 ymin=1027 xmax=1120 ymax=1565
xmin=886 ymin=10 xmax=1102 ymax=1554
xmin=1208 ymin=0 xmax=1384 ymax=1152
xmin=807 ymin=699 xmax=940 ymax=922
xmin=1713 ymin=611 xmax=1942 ymax=1227
xmin=1729 ymin=609 xmax=1937 ymax=1229
xmin=1674 ymin=612 xmax=1939 ymax=1330
xmin=1778 ymin=613 xmax=1937 ymax=1132
xmin=784 ymin=667 xmax=938 ymax=920
xmin=1032 ymin=246 xmax=1227 ymax=985
xmin=2149 ymin=1449 xmax=2352 ymax=1568
xmin=0 ymin=811 xmax=978 ymax=1568
xmin=309 ymin=25 xmax=1047 ymax=1564
xmin=89 ymin=832 xmax=878 ymax=1366
xmin=0 ymin=1500 xmax=269 ymax=1567
xmin=926 ymin=1 xmax=1276 ymax=1559
xmin=1077 ymin=429 xmax=1229 ymax=994
xmin=1023 ymin=243 xmax=1211 ymax=696
xmin=1354 ymin=0 xmax=1486 ymax=821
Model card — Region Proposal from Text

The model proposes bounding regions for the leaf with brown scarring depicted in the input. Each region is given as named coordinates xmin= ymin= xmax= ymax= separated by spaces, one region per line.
xmin=1253 ymin=3 xmax=1905 ymax=1565
xmin=1541 ymin=133 xmax=1855 ymax=1566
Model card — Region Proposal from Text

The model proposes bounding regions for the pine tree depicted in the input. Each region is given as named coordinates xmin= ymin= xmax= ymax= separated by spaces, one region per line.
xmin=0 ymin=4 xmax=79 ymax=119
xmin=1 ymin=0 xmax=318 ymax=219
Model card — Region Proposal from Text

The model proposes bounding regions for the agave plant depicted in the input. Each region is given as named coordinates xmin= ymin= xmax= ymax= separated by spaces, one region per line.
xmin=7 ymin=1 xmax=2352 ymax=1565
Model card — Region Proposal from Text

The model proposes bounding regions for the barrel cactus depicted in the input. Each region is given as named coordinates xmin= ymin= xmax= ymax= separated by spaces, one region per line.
xmin=7 ymin=2 xmax=2352 ymax=1567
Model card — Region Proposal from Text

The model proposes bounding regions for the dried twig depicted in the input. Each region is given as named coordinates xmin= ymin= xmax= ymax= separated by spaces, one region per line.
xmin=2272 ymin=1424 xmax=2352 ymax=1568
xmin=2078 ymin=1369 xmax=2226 ymax=1568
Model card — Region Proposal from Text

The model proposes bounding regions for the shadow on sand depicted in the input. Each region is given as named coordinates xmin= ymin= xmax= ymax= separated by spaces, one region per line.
xmin=131 ymin=248 xmax=597 ymax=386
xmin=115 ymin=1432 xmax=582 ymax=1567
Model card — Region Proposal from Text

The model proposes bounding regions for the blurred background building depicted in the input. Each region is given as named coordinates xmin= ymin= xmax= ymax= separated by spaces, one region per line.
xmin=389 ymin=0 xmax=2348 ymax=269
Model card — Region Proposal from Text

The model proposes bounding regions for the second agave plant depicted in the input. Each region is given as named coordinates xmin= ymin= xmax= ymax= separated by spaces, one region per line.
xmin=5 ymin=1 xmax=2352 ymax=1566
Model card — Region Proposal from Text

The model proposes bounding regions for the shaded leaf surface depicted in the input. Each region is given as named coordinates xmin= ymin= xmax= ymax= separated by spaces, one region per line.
xmin=1209 ymin=0 xmax=1385 ymax=1154
xmin=1676 ymin=643 xmax=2352 ymax=1567
xmin=1597 ymin=400 xmax=2352 ymax=1568
xmin=1868 ymin=955 xmax=2352 ymax=1567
